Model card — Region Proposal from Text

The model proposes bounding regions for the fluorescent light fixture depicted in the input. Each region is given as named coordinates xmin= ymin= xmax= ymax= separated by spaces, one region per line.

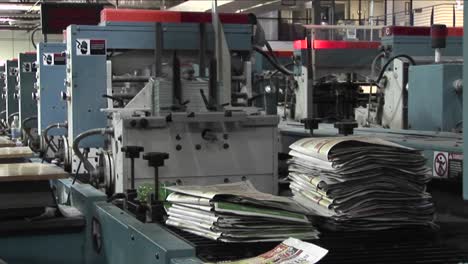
xmin=168 ymin=0 xmax=234 ymax=12
xmin=236 ymin=0 xmax=280 ymax=13
xmin=0 ymin=4 xmax=40 ymax=12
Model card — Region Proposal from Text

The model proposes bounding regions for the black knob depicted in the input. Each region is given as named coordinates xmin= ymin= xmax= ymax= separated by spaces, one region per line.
xmin=301 ymin=118 xmax=321 ymax=134
xmin=121 ymin=146 xmax=144 ymax=159
xmin=334 ymin=121 xmax=358 ymax=136
xmin=139 ymin=118 xmax=149 ymax=128
xmin=32 ymin=92 xmax=38 ymax=101
xmin=143 ymin=152 xmax=169 ymax=168
xmin=60 ymin=91 xmax=68 ymax=101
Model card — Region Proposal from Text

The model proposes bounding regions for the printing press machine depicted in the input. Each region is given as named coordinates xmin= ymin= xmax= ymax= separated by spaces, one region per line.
xmin=0 ymin=6 xmax=466 ymax=264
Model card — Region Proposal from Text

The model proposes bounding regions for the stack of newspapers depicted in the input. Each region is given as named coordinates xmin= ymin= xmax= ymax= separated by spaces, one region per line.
xmin=288 ymin=136 xmax=437 ymax=231
xmin=164 ymin=181 xmax=320 ymax=242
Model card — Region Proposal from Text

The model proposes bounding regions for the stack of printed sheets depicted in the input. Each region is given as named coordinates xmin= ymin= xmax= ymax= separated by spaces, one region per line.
xmin=288 ymin=136 xmax=437 ymax=231
xmin=164 ymin=181 xmax=320 ymax=242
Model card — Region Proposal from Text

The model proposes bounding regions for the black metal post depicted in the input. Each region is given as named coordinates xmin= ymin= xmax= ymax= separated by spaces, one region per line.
xmin=358 ymin=0 xmax=362 ymax=25
xmin=130 ymin=158 xmax=135 ymax=189
xmin=384 ymin=0 xmax=387 ymax=25
xmin=154 ymin=23 xmax=163 ymax=77
xmin=199 ymin=23 xmax=206 ymax=77
xmin=409 ymin=0 xmax=414 ymax=25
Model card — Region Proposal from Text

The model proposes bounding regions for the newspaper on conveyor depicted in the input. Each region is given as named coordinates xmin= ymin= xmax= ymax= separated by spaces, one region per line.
xmin=288 ymin=136 xmax=437 ymax=231
xmin=212 ymin=237 xmax=328 ymax=264
xmin=164 ymin=181 xmax=320 ymax=242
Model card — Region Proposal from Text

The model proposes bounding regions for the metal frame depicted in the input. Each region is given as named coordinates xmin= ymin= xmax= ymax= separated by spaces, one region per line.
xmin=36 ymin=43 xmax=67 ymax=136
xmin=18 ymin=53 xmax=37 ymax=128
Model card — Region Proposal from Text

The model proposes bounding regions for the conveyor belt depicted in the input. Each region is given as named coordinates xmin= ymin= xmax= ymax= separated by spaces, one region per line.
xmin=166 ymin=223 xmax=468 ymax=263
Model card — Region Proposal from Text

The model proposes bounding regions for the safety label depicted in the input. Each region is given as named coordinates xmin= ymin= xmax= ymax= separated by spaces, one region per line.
xmin=42 ymin=53 xmax=66 ymax=66
xmin=433 ymin=151 xmax=463 ymax=178
xmin=76 ymin=39 xmax=106 ymax=56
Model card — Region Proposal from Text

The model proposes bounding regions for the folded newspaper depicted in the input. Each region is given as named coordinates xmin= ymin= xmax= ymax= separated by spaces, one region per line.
xmin=165 ymin=181 xmax=320 ymax=242
xmin=288 ymin=136 xmax=437 ymax=231
xmin=212 ymin=237 xmax=328 ymax=264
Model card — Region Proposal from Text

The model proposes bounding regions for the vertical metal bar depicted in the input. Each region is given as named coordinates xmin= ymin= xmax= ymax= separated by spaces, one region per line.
xmin=331 ymin=0 xmax=335 ymax=25
xmin=154 ymin=23 xmax=163 ymax=77
xmin=453 ymin=4 xmax=456 ymax=27
xmin=306 ymin=33 xmax=314 ymax=118
xmin=172 ymin=51 xmax=181 ymax=105
xmin=430 ymin=7 xmax=434 ymax=25
xmin=313 ymin=0 xmax=321 ymax=25
xmin=384 ymin=0 xmax=387 ymax=25
xmin=392 ymin=0 xmax=396 ymax=25
xmin=358 ymin=0 xmax=362 ymax=25
xmin=409 ymin=0 xmax=414 ymax=25
xmin=199 ymin=23 xmax=206 ymax=78
xmin=347 ymin=0 xmax=351 ymax=20
xmin=462 ymin=0 xmax=468 ymax=200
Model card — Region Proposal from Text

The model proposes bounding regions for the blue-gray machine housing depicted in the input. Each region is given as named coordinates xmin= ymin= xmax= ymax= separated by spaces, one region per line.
xmin=5 ymin=59 xmax=18 ymax=120
xmin=66 ymin=20 xmax=252 ymax=148
xmin=408 ymin=63 xmax=462 ymax=132
xmin=18 ymin=52 xmax=38 ymax=128
xmin=0 ymin=64 xmax=5 ymax=117
xmin=36 ymin=43 xmax=67 ymax=136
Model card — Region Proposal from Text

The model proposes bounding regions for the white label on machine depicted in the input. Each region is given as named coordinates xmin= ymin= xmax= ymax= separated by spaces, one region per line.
xmin=432 ymin=151 xmax=463 ymax=178
xmin=76 ymin=39 xmax=90 ymax=55
xmin=76 ymin=39 xmax=106 ymax=56
xmin=43 ymin=53 xmax=54 ymax=66
xmin=433 ymin=151 xmax=449 ymax=178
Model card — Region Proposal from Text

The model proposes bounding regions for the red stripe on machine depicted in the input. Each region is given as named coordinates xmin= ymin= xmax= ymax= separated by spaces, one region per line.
xmin=294 ymin=40 xmax=379 ymax=50
xmin=101 ymin=9 xmax=251 ymax=24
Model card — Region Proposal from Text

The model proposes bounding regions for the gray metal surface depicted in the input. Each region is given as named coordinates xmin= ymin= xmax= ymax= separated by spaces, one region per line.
xmin=408 ymin=63 xmax=462 ymax=132
xmin=18 ymin=53 xmax=37 ymax=127
xmin=5 ymin=60 xmax=18 ymax=120
xmin=112 ymin=112 xmax=279 ymax=194
xmin=66 ymin=22 xmax=252 ymax=148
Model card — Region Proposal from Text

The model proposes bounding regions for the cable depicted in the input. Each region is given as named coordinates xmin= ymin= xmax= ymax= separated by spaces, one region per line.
xmin=21 ymin=116 xmax=37 ymax=144
xmin=43 ymin=122 xmax=67 ymax=153
xmin=370 ymin=51 xmax=386 ymax=81
xmin=375 ymin=54 xmax=416 ymax=85
xmin=253 ymin=46 xmax=293 ymax=76
xmin=270 ymin=62 xmax=294 ymax=78
xmin=31 ymin=27 xmax=41 ymax=50
xmin=72 ymin=128 xmax=113 ymax=173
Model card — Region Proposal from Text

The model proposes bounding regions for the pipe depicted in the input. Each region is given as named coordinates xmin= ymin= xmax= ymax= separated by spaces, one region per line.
xmin=253 ymin=46 xmax=293 ymax=76
xmin=375 ymin=54 xmax=416 ymax=85
xmin=72 ymin=128 xmax=113 ymax=173
xmin=112 ymin=76 xmax=150 ymax=83
xmin=43 ymin=122 xmax=67 ymax=153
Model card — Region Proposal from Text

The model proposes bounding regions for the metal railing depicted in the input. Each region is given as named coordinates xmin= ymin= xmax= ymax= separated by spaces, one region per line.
xmin=302 ymin=24 xmax=383 ymax=42
xmin=373 ymin=3 xmax=463 ymax=26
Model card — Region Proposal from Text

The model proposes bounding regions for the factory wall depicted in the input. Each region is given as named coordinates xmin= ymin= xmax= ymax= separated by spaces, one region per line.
xmin=0 ymin=30 xmax=62 ymax=62
xmin=386 ymin=0 xmax=463 ymax=26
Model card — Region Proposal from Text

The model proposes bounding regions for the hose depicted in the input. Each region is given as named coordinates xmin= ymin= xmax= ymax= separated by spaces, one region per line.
xmin=72 ymin=128 xmax=113 ymax=173
xmin=370 ymin=51 xmax=386 ymax=81
xmin=43 ymin=122 xmax=68 ymax=153
xmin=375 ymin=54 xmax=416 ymax=85
xmin=21 ymin=116 xmax=37 ymax=139
xmin=253 ymin=46 xmax=293 ymax=76
xmin=31 ymin=27 xmax=41 ymax=50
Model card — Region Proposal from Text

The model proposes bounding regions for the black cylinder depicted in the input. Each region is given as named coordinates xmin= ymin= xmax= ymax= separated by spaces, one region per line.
xmin=431 ymin=24 xmax=448 ymax=49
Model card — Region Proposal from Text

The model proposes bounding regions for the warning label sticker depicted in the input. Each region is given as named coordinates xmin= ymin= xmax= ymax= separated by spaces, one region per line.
xmin=433 ymin=151 xmax=463 ymax=178
xmin=43 ymin=53 xmax=54 ymax=65
xmin=43 ymin=53 xmax=66 ymax=66
xmin=76 ymin=39 xmax=106 ymax=56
